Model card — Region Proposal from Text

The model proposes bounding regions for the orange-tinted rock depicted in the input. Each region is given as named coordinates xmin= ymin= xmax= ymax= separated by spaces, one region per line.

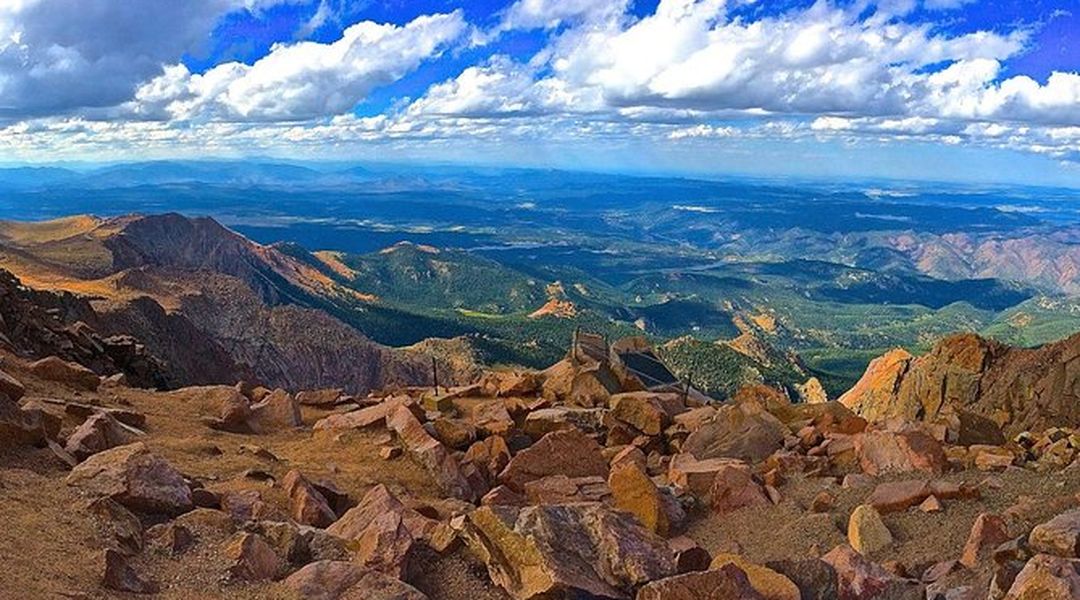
xmin=683 ymin=401 xmax=787 ymax=463
xmin=866 ymin=480 xmax=931 ymax=514
xmin=65 ymin=412 xmax=133 ymax=461
xmin=523 ymin=475 xmax=611 ymax=505
xmin=838 ymin=349 xmax=914 ymax=422
xmin=29 ymin=356 xmax=100 ymax=391
xmin=296 ymin=388 xmax=344 ymax=407
xmin=710 ymin=554 xmax=801 ymax=600
xmin=848 ymin=505 xmax=893 ymax=556
xmin=225 ymin=532 xmax=284 ymax=582
xmin=609 ymin=462 xmax=671 ymax=536
xmin=1004 ymin=554 xmax=1080 ymax=599
xmin=284 ymin=560 xmax=427 ymax=600
xmin=637 ymin=563 xmax=765 ymax=600
xmin=463 ymin=435 xmax=511 ymax=486
xmin=960 ymin=513 xmax=1010 ymax=568
xmin=822 ymin=544 xmax=924 ymax=600
xmin=498 ymin=429 xmax=608 ymax=492
xmin=461 ymin=503 xmax=677 ymax=600
xmin=282 ymin=470 xmax=337 ymax=529
xmin=388 ymin=405 xmax=478 ymax=502
xmin=609 ymin=391 xmax=685 ymax=436
xmin=326 ymin=485 xmax=417 ymax=578
xmin=66 ymin=442 xmax=193 ymax=515
xmin=855 ymin=429 xmax=946 ymax=476
xmin=1030 ymin=509 xmax=1080 ymax=558
xmin=709 ymin=461 xmax=769 ymax=514
xmin=313 ymin=396 xmax=417 ymax=431
xmin=668 ymin=453 xmax=744 ymax=500
xmin=247 ymin=388 xmax=301 ymax=434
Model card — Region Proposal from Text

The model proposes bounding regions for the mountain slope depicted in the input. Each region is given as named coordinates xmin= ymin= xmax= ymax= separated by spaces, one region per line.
xmin=0 ymin=214 xmax=477 ymax=393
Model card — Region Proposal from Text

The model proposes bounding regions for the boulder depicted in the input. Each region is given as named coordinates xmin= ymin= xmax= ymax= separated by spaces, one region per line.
xmin=296 ymin=388 xmax=344 ymax=407
xmin=709 ymin=461 xmax=769 ymax=514
xmin=668 ymin=453 xmax=746 ymax=500
xmin=65 ymin=412 xmax=133 ymax=461
xmin=669 ymin=536 xmax=711 ymax=573
xmin=247 ymin=388 xmax=302 ymax=434
xmin=522 ymin=407 xmax=606 ymax=440
xmin=313 ymin=396 xmax=417 ymax=431
xmin=960 ymin=513 xmax=1010 ymax=568
xmin=461 ymin=503 xmax=677 ymax=599
xmin=29 ymin=356 xmax=100 ymax=391
xmin=765 ymin=559 xmax=839 ymax=600
xmin=284 ymin=560 xmax=428 ymax=600
xmin=88 ymin=497 xmax=144 ymax=556
xmin=608 ymin=391 xmax=685 ymax=436
xmin=609 ymin=462 xmax=673 ymax=536
xmin=822 ymin=544 xmax=924 ymax=600
xmin=0 ymin=393 xmax=54 ymax=448
xmin=463 ymin=435 xmax=511 ymax=486
xmin=855 ymin=429 xmax=947 ymax=476
xmin=388 ymin=405 xmax=478 ymax=502
xmin=102 ymin=549 xmax=158 ymax=594
xmin=0 ymin=368 xmax=25 ymax=401
xmin=1030 ymin=510 xmax=1080 ymax=558
xmin=282 ymin=470 xmax=337 ymax=528
xmin=326 ymin=484 xmax=420 ymax=578
xmin=225 ymin=532 xmax=285 ymax=582
xmin=636 ymin=564 xmax=766 ymax=600
xmin=848 ymin=505 xmax=893 ymax=556
xmin=499 ymin=429 xmax=608 ymax=492
xmin=710 ymin=554 xmax=800 ymax=600
xmin=682 ymin=401 xmax=787 ymax=463
xmin=431 ymin=417 xmax=477 ymax=450
xmin=66 ymin=442 xmax=193 ymax=515
xmin=1004 ymin=554 xmax=1080 ymax=599
xmin=523 ymin=475 xmax=612 ymax=505
xmin=467 ymin=400 xmax=515 ymax=437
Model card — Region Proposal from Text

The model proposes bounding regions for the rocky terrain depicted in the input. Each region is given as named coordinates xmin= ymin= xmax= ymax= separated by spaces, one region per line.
xmin=3 ymin=303 xmax=1080 ymax=599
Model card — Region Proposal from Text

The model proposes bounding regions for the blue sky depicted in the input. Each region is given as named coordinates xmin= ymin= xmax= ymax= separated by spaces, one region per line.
xmin=0 ymin=0 xmax=1077 ymax=186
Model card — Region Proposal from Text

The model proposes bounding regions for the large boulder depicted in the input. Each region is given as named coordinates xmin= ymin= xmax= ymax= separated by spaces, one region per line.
xmin=0 ymin=393 xmax=55 ymax=448
xmin=609 ymin=462 xmax=681 ymax=537
xmin=821 ymin=544 xmax=924 ymax=600
xmin=326 ymin=484 xmax=426 ymax=578
xmin=225 ymin=532 xmax=285 ymax=582
xmin=709 ymin=461 xmax=769 ymax=514
xmin=637 ymin=564 xmax=765 ymax=600
xmin=855 ymin=429 xmax=946 ymax=476
xmin=1030 ymin=509 xmax=1080 ymax=559
xmin=682 ymin=401 xmax=787 ymax=463
xmin=668 ymin=453 xmax=749 ymax=500
xmin=499 ymin=429 xmax=609 ymax=492
xmin=66 ymin=442 xmax=193 ymax=515
xmin=387 ymin=405 xmax=478 ymax=502
xmin=0 ymin=368 xmax=26 ymax=401
xmin=247 ymin=388 xmax=302 ymax=434
xmin=282 ymin=470 xmax=337 ymax=529
xmin=709 ymin=554 xmax=800 ymax=600
xmin=838 ymin=349 xmax=914 ymax=422
xmin=461 ymin=503 xmax=677 ymax=599
xmin=29 ymin=356 xmax=100 ymax=391
xmin=313 ymin=396 xmax=417 ymax=431
xmin=1005 ymin=554 xmax=1080 ymax=599
xmin=65 ymin=412 xmax=134 ymax=461
xmin=284 ymin=560 xmax=428 ymax=600
xmin=608 ymin=391 xmax=685 ymax=436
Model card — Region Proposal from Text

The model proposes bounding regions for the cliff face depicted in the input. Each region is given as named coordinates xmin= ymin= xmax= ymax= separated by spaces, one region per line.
xmin=841 ymin=332 xmax=1080 ymax=434
xmin=0 ymin=215 xmax=478 ymax=393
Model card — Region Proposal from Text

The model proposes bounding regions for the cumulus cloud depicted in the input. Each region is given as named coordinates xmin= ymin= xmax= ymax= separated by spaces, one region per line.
xmin=0 ymin=0 xmax=303 ymax=118
xmin=128 ymin=11 xmax=468 ymax=122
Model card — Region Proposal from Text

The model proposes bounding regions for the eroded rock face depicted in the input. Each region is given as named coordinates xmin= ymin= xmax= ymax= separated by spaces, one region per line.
xmin=461 ymin=503 xmax=677 ymax=600
xmin=66 ymin=442 xmax=193 ymax=515
xmin=840 ymin=333 xmax=1080 ymax=435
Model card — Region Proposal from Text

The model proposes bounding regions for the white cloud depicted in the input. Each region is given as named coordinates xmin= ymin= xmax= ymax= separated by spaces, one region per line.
xmin=128 ymin=11 xmax=467 ymax=122
xmin=0 ymin=0 xmax=303 ymax=118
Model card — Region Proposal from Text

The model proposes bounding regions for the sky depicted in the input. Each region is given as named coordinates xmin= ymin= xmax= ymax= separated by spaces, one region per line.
xmin=0 ymin=0 xmax=1077 ymax=186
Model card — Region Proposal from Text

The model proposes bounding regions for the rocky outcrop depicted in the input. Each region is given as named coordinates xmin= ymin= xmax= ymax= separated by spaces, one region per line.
xmin=841 ymin=333 xmax=1080 ymax=434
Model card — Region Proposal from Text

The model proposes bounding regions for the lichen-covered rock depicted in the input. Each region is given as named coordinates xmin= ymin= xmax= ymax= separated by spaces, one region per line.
xmin=461 ymin=503 xmax=677 ymax=600
xmin=1030 ymin=509 xmax=1080 ymax=558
